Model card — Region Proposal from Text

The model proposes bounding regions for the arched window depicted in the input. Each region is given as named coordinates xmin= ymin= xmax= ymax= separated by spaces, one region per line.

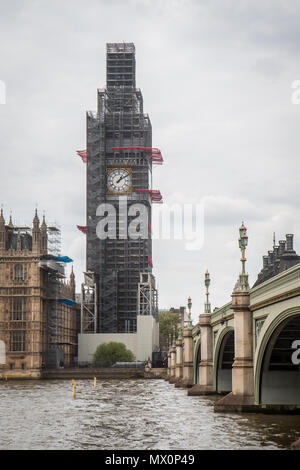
xmin=14 ymin=265 xmax=23 ymax=281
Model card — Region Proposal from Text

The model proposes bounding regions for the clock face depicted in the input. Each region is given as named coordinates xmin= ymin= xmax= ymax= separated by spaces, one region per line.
xmin=107 ymin=168 xmax=132 ymax=194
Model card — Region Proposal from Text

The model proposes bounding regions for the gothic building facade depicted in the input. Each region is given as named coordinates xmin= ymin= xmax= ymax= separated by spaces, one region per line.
xmin=0 ymin=209 xmax=79 ymax=377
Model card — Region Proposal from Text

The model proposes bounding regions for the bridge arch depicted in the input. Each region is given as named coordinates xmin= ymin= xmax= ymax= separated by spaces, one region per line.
xmin=255 ymin=307 xmax=300 ymax=405
xmin=193 ymin=337 xmax=201 ymax=384
xmin=0 ymin=340 xmax=6 ymax=364
xmin=213 ymin=327 xmax=234 ymax=393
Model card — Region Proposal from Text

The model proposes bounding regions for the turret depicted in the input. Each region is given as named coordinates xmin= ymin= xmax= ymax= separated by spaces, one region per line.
xmin=32 ymin=209 xmax=40 ymax=254
xmin=278 ymin=240 xmax=286 ymax=255
xmin=0 ymin=208 xmax=6 ymax=252
xmin=262 ymin=255 xmax=268 ymax=269
xmin=286 ymin=234 xmax=295 ymax=253
xmin=268 ymin=250 xmax=274 ymax=265
xmin=40 ymin=213 xmax=47 ymax=255
xmin=8 ymin=213 xmax=13 ymax=228
xmin=69 ymin=266 xmax=75 ymax=300
xmin=17 ymin=231 xmax=21 ymax=251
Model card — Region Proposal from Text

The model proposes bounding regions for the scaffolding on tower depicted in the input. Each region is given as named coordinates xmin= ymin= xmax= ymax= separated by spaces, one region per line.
xmin=47 ymin=224 xmax=61 ymax=256
xmin=136 ymin=189 xmax=163 ymax=203
xmin=137 ymin=272 xmax=158 ymax=319
xmin=80 ymin=272 xmax=98 ymax=334
xmin=79 ymin=43 xmax=165 ymax=333
xmin=111 ymin=147 xmax=163 ymax=203
xmin=111 ymin=147 xmax=163 ymax=164
xmin=39 ymin=254 xmax=75 ymax=368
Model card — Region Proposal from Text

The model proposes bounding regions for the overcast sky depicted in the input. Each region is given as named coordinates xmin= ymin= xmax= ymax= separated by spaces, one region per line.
xmin=1 ymin=0 xmax=300 ymax=320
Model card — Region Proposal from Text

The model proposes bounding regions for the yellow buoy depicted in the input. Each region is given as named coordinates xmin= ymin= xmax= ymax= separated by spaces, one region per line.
xmin=72 ymin=379 xmax=76 ymax=398
xmin=94 ymin=376 xmax=97 ymax=389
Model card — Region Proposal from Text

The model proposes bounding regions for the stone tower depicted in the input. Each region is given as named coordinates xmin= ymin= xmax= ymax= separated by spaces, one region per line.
xmin=85 ymin=43 xmax=157 ymax=333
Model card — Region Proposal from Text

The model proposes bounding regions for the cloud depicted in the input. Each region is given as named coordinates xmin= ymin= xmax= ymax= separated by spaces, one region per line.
xmin=0 ymin=0 xmax=299 ymax=315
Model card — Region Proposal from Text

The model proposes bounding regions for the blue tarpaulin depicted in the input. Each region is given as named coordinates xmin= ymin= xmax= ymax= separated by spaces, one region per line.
xmin=55 ymin=256 xmax=73 ymax=263
xmin=58 ymin=299 xmax=76 ymax=306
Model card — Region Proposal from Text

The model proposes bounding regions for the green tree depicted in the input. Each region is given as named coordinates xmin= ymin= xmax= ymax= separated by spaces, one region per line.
xmin=93 ymin=342 xmax=135 ymax=367
xmin=159 ymin=312 xmax=180 ymax=351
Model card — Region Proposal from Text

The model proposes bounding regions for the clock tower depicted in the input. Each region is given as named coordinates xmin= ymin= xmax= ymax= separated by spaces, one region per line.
xmin=80 ymin=43 xmax=162 ymax=342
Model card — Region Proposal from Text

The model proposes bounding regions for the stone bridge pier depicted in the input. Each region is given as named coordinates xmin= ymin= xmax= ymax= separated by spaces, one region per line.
xmin=166 ymin=299 xmax=194 ymax=389
xmin=166 ymin=351 xmax=171 ymax=379
xmin=175 ymin=335 xmax=183 ymax=383
xmin=181 ymin=325 xmax=194 ymax=388
xmin=188 ymin=312 xmax=214 ymax=396
xmin=214 ymin=287 xmax=255 ymax=411
xmin=168 ymin=343 xmax=177 ymax=384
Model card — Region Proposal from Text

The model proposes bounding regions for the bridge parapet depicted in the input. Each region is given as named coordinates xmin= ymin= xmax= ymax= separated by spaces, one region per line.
xmin=211 ymin=302 xmax=233 ymax=326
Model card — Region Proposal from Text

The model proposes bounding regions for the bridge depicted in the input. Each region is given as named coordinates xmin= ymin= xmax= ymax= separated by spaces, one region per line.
xmin=166 ymin=224 xmax=300 ymax=412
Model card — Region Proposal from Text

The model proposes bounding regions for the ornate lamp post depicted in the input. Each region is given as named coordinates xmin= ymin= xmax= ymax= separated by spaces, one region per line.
xmin=172 ymin=325 xmax=176 ymax=347
xmin=186 ymin=296 xmax=193 ymax=327
xmin=177 ymin=326 xmax=182 ymax=340
xmin=180 ymin=296 xmax=194 ymax=388
xmin=188 ymin=271 xmax=214 ymax=396
xmin=175 ymin=325 xmax=183 ymax=383
xmin=204 ymin=270 xmax=211 ymax=314
xmin=237 ymin=222 xmax=249 ymax=290
xmin=169 ymin=325 xmax=177 ymax=382
xmin=214 ymin=221 xmax=254 ymax=409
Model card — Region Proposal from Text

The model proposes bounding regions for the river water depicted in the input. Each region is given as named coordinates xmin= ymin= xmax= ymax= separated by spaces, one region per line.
xmin=0 ymin=378 xmax=299 ymax=450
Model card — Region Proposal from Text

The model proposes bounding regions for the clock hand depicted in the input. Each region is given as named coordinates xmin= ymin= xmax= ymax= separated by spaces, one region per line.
xmin=116 ymin=173 xmax=129 ymax=184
